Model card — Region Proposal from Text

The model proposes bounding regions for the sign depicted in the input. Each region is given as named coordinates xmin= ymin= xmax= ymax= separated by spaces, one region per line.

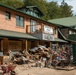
xmin=8 ymin=40 xmax=22 ymax=51
xmin=43 ymin=33 xmax=54 ymax=41
xmin=44 ymin=25 xmax=53 ymax=34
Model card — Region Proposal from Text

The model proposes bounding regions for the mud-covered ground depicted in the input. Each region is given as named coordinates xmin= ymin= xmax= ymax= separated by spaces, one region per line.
xmin=15 ymin=64 xmax=76 ymax=75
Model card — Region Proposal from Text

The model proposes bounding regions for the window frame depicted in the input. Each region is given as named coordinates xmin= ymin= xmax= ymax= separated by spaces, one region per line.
xmin=30 ymin=19 xmax=37 ymax=33
xmin=16 ymin=15 xmax=24 ymax=27
xmin=5 ymin=11 xmax=11 ymax=20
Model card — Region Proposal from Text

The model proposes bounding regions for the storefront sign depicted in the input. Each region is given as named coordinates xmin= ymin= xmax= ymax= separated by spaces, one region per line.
xmin=44 ymin=25 xmax=53 ymax=34
xmin=8 ymin=40 xmax=22 ymax=51
xmin=43 ymin=33 xmax=54 ymax=41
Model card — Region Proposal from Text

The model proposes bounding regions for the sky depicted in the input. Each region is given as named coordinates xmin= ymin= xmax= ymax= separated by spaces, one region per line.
xmin=47 ymin=0 xmax=76 ymax=15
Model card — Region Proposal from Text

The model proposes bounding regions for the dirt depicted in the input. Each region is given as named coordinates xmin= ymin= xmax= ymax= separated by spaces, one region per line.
xmin=14 ymin=64 xmax=76 ymax=75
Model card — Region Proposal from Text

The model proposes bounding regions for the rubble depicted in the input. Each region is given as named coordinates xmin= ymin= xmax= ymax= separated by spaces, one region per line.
xmin=11 ymin=45 xmax=73 ymax=68
xmin=0 ymin=44 xmax=74 ymax=75
xmin=55 ymin=66 xmax=75 ymax=71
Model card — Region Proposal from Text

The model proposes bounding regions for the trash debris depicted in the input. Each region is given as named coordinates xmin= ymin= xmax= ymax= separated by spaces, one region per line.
xmin=0 ymin=44 xmax=74 ymax=73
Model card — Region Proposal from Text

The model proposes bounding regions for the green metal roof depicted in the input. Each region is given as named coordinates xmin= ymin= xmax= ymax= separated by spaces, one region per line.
xmin=17 ymin=6 xmax=44 ymax=16
xmin=48 ymin=16 xmax=76 ymax=27
xmin=0 ymin=29 xmax=37 ymax=40
xmin=52 ymin=38 xmax=67 ymax=43
xmin=58 ymin=29 xmax=76 ymax=42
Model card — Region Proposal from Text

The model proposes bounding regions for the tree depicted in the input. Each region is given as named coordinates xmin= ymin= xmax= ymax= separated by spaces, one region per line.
xmin=0 ymin=0 xmax=73 ymax=20
xmin=0 ymin=0 xmax=24 ymax=8
xmin=60 ymin=0 xmax=73 ymax=17
xmin=23 ymin=0 xmax=48 ymax=20
xmin=46 ymin=1 xmax=62 ymax=19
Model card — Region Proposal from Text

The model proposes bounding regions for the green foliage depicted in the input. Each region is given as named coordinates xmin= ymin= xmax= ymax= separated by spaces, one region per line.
xmin=23 ymin=0 xmax=73 ymax=20
xmin=46 ymin=1 xmax=62 ymax=19
xmin=23 ymin=0 xmax=47 ymax=20
xmin=60 ymin=2 xmax=73 ymax=17
xmin=0 ymin=0 xmax=73 ymax=20
xmin=0 ymin=0 xmax=24 ymax=8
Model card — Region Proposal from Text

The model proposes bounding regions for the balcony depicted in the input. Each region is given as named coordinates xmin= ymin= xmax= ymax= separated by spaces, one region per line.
xmin=26 ymin=25 xmax=42 ymax=34
xmin=26 ymin=25 xmax=54 ymax=41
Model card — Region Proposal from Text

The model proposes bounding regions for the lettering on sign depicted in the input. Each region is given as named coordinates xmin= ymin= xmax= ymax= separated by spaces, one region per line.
xmin=43 ymin=33 xmax=54 ymax=41
xmin=44 ymin=25 xmax=53 ymax=34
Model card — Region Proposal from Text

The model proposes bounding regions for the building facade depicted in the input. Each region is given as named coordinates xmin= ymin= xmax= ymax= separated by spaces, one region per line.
xmin=48 ymin=17 xmax=76 ymax=42
xmin=0 ymin=5 xmax=57 ymax=54
xmin=0 ymin=4 xmax=66 ymax=55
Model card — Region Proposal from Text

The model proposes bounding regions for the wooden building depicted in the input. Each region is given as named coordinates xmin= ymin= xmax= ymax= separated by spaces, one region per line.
xmin=0 ymin=4 xmax=67 ymax=55
xmin=48 ymin=17 xmax=76 ymax=42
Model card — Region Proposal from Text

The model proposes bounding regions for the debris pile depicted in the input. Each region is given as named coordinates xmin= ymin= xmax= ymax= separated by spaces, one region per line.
xmin=12 ymin=45 xmax=73 ymax=69
xmin=0 ymin=44 xmax=74 ymax=75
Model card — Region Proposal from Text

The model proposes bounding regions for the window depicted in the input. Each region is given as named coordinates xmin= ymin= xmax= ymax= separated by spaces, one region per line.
xmin=30 ymin=19 xmax=37 ymax=32
xmin=69 ymin=30 xmax=74 ymax=34
xmin=6 ymin=12 xmax=11 ymax=19
xmin=16 ymin=15 xmax=24 ymax=27
xmin=54 ymin=27 xmax=56 ymax=34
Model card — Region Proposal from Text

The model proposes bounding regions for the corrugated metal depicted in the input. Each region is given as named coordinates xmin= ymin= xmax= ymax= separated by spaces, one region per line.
xmin=48 ymin=16 xmax=76 ymax=27
xmin=52 ymin=38 xmax=67 ymax=43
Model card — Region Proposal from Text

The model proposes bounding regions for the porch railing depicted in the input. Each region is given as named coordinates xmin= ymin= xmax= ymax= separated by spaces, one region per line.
xmin=26 ymin=25 xmax=43 ymax=34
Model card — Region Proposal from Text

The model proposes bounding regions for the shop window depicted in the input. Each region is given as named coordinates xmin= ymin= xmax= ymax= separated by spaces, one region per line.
xmin=16 ymin=15 xmax=24 ymax=27
xmin=6 ymin=12 xmax=11 ymax=19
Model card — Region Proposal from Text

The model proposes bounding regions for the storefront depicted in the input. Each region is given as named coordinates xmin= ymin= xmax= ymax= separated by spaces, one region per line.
xmin=0 ymin=29 xmax=37 ymax=55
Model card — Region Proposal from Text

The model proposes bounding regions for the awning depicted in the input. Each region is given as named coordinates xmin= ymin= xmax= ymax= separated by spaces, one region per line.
xmin=52 ymin=38 xmax=67 ymax=43
xmin=58 ymin=29 xmax=76 ymax=43
xmin=0 ymin=29 xmax=37 ymax=40
xmin=58 ymin=29 xmax=67 ymax=40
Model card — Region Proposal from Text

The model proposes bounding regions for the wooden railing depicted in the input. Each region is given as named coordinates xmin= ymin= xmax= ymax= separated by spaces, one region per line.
xmin=26 ymin=25 xmax=43 ymax=34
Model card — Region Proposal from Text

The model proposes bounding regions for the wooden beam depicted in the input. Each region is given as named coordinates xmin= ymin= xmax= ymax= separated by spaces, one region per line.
xmin=25 ymin=40 xmax=28 ymax=51
xmin=36 ymin=41 xmax=39 ymax=46
xmin=22 ymin=40 xmax=26 ymax=51
xmin=50 ymin=42 xmax=52 ymax=47
xmin=3 ymin=38 xmax=8 ymax=54
xmin=0 ymin=40 xmax=1 ymax=51
xmin=41 ymin=23 xmax=44 ymax=33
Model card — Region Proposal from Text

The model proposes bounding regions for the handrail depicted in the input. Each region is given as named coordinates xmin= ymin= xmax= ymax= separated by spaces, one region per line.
xmin=26 ymin=25 xmax=42 ymax=34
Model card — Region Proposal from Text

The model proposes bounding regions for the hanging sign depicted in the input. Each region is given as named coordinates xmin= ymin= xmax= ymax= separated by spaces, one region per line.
xmin=43 ymin=33 xmax=54 ymax=41
xmin=44 ymin=25 xmax=53 ymax=34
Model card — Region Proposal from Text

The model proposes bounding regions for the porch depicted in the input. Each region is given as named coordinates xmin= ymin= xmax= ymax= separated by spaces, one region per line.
xmin=0 ymin=29 xmax=38 ymax=55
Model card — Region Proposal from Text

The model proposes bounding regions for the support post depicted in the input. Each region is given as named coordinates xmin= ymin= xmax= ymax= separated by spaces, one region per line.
xmin=26 ymin=40 xmax=28 ymax=51
xmin=41 ymin=23 xmax=44 ymax=33
xmin=3 ymin=38 xmax=8 ymax=55
xmin=36 ymin=41 xmax=39 ymax=46
xmin=22 ymin=40 xmax=26 ymax=51
xmin=50 ymin=42 xmax=52 ymax=48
